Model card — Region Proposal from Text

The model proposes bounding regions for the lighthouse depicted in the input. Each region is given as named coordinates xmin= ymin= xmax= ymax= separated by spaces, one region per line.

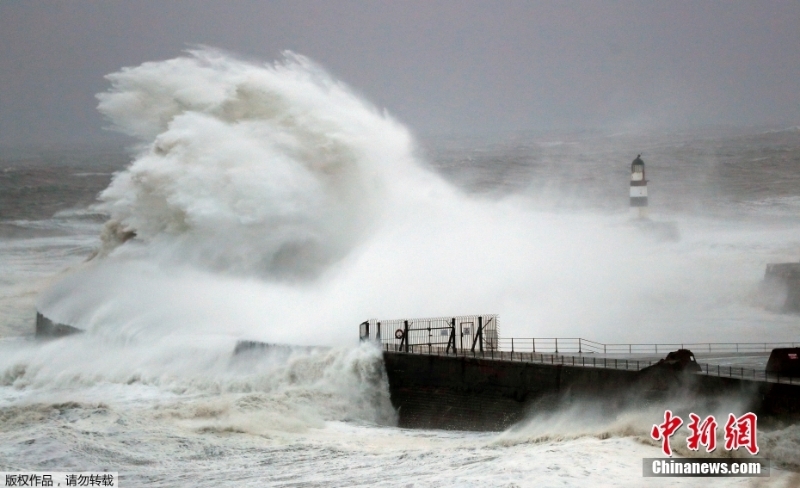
xmin=630 ymin=154 xmax=648 ymax=218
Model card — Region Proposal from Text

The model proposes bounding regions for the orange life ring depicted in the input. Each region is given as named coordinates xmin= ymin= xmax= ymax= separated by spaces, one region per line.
xmin=395 ymin=329 xmax=404 ymax=339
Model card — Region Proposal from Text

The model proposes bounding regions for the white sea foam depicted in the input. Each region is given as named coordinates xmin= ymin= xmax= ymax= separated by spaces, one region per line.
xmin=93 ymin=48 xmax=428 ymax=278
xmin=0 ymin=339 xmax=394 ymax=431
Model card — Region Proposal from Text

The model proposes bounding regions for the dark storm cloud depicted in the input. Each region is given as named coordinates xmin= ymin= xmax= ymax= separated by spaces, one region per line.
xmin=1 ymin=1 xmax=798 ymax=145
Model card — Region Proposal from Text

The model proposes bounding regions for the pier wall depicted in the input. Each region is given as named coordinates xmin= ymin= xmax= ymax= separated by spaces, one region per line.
xmin=383 ymin=351 xmax=800 ymax=431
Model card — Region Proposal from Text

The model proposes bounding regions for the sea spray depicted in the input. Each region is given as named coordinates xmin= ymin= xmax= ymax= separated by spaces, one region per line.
xmin=94 ymin=48 xmax=422 ymax=278
xmin=0 ymin=339 xmax=395 ymax=430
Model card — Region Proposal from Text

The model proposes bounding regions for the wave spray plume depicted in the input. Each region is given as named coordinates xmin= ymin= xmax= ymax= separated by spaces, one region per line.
xmin=94 ymin=48 xmax=420 ymax=278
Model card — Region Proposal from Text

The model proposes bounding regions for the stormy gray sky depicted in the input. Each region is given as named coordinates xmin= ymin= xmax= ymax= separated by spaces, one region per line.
xmin=1 ymin=1 xmax=799 ymax=146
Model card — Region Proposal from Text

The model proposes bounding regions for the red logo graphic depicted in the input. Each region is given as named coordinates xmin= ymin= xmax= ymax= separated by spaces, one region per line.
xmin=651 ymin=410 xmax=683 ymax=456
xmin=686 ymin=413 xmax=718 ymax=452
xmin=652 ymin=411 xmax=758 ymax=456
xmin=724 ymin=412 xmax=759 ymax=455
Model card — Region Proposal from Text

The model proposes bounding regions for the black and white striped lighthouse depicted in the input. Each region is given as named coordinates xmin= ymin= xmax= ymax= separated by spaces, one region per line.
xmin=630 ymin=154 xmax=648 ymax=218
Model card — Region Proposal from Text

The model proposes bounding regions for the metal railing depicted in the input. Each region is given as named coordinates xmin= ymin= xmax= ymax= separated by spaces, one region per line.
xmin=360 ymin=316 xmax=800 ymax=356
xmin=493 ymin=338 xmax=800 ymax=355
xmin=380 ymin=343 xmax=800 ymax=386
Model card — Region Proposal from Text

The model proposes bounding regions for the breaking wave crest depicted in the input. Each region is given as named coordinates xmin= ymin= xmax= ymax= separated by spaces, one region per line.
xmin=94 ymin=47 xmax=422 ymax=279
xmin=0 ymin=340 xmax=395 ymax=432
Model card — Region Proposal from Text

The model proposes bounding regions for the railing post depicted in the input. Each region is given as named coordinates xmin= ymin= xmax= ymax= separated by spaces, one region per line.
xmin=555 ymin=338 xmax=558 ymax=354
xmin=471 ymin=316 xmax=484 ymax=353
xmin=479 ymin=316 xmax=484 ymax=353
xmin=533 ymin=338 xmax=536 ymax=353
xmin=578 ymin=338 xmax=582 ymax=354
xmin=404 ymin=320 xmax=409 ymax=353
xmin=446 ymin=318 xmax=456 ymax=355
xmin=460 ymin=320 xmax=464 ymax=352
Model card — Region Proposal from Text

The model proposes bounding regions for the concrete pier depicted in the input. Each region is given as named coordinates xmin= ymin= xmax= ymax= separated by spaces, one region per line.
xmin=361 ymin=315 xmax=800 ymax=430
xmin=383 ymin=349 xmax=800 ymax=431
xmin=32 ymin=310 xmax=800 ymax=432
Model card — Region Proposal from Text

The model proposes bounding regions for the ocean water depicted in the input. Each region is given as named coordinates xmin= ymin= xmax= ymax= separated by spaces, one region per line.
xmin=2 ymin=49 xmax=800 ymax=486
